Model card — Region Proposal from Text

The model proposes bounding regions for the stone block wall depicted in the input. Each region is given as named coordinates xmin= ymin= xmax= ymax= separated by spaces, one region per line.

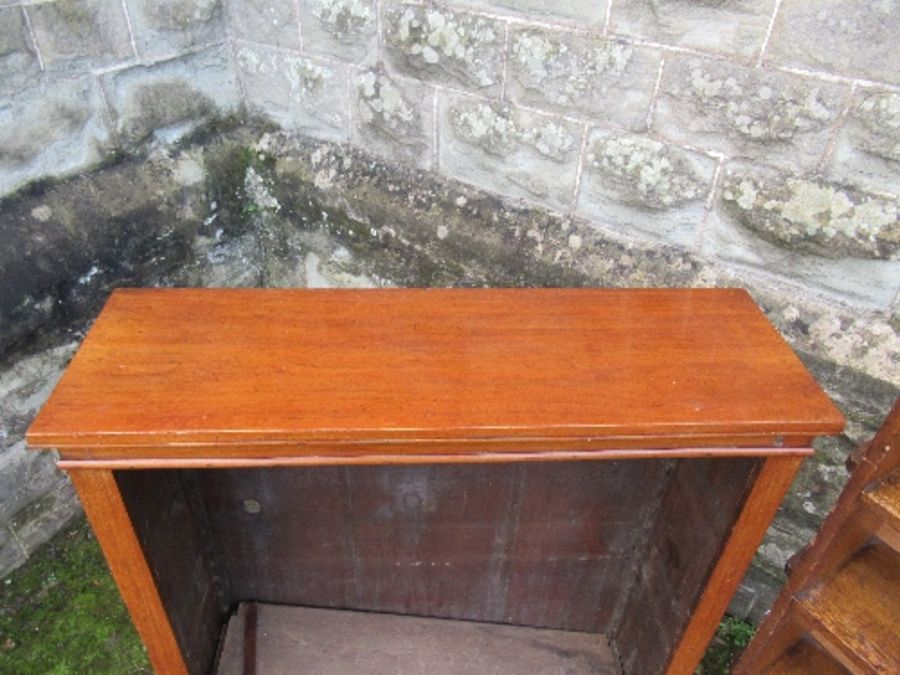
xmin=228 ymin=0 xmax=899 ymax=311
xmin=0 ymin=0 xmax=240 ymax=196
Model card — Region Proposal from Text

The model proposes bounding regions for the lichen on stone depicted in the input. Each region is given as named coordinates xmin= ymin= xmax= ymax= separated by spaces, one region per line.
xmin=722 ymin=171 xmax=900 ymax=259
xmin=586 ymin=134 xmax=707 ymax=209
xmin=357 ymin=70 xmax=417 ymax=139
xmin=449 ymin=102 xmax=516 ymax=156
xmin=687 ymin=64 xmax=836 ymax=141
xmin=519 ymin=120 xmax=576 ymax=162
xmin=284 ymin=55 xmax=332 ymax=100
xmin=388 ymin=5 xmax=501 ymax=88
xmin=312 ymin=0 xmax=374 ymax=38
xmin=511 ymin=30 xmax=632 ymax=106
xmin=848 ymin=91 xmax=900 ymax=162
xmin=449 ymin=101 xmax=575 ymax=162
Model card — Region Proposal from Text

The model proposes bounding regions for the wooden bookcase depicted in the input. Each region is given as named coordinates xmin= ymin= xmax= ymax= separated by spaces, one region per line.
xmin=27 ymin=288 xmax=843 ymax=675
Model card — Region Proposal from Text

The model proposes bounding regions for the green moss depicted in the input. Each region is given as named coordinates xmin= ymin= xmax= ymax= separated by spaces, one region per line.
xmin=0 ymin=518 xmax=150 ymax=674
xmin=697 ymin=615 xmax=756 ymax=674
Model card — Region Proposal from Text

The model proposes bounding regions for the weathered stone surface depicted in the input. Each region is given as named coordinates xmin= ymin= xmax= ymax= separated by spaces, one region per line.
xmin=507 ymin=27 xmax=660 ymax=132
xmin=439 ymin=93 xmax=581 ymax=211
xmin=298 ymin=0 xmax=377 ymax=64
xmin=8 ymin=481 xmax=79 ymax=555
xmin=610 ymin=0 xmax=776 ymax=60
xmin=830 ymin=89 xmax=900 ymax=195
xmin=127 ymin=0 xmax=224 ymax=58
xmin=27 ymin=0 xmax=133 ymax=71
xmin=0 ymin=76 xmax=110 ymax=197
xmin=384 ymin=4 xmax=504 ymax=96
xmin=720 ymin=168 xmax=899 ymax=260
xmin=101 ymin=45 xmax=240 ymax=145
xmin=0 ymin=7 xmax=40 ymax=95
xmin=224 ymin=0 xmax=299 ymax=48
xmin=354 ymin=68 xmax=433 ymax=169
xmin=766 ymin=0 xmax=900 ymax=85
xmin=235 ymin=42 xmax=348 ymax=140
xmin=577 ymin=129 xmax=716 ymax=245
xmin=655 ymin=55 xmax=846 ymax=171
xmin=710 ymin=166 xmax=900 ymax=307
xmin=451 ymin=0 xmax=606 ymax=26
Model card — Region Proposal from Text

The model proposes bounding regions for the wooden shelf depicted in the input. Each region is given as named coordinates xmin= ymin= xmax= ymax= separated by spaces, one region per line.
xmin=764 ymin=639 xmax=847 ymax=675
xmin=216 ymin=604 xmax=619 ymax=675
xmin=799 ymin=543 xmax=900 ymax=674
xmin=864 ymin=469 xmax=900 ymax=528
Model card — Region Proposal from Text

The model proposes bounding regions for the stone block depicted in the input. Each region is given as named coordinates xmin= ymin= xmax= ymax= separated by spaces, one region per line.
xmin=224 ymin=0 xmax=299 ymax=49
xmin=235 ymin=42 xmax=349 ymax=141
xmin=0 ymin=445 xmax=62 ymax=523
xmin=27 ymin=0 xmax=134 ymax=72
xmin=507 ymin=27 xmax=661 ymax=132
xmin=655 ymin=55 xmax=847 ymax=172
xmin=101 ymin=44 xmax=240 ymax=145
xmin=299 ymin=0 xmax=378 ymax=64
xmin=720 ymin=165 xmax=898 ymax=260
xmin=610 ymin=0 xmax=776 ymax=60
xmin=710 ymin=164 xmax=900 ymax=307
xmin=576 ymin=129 xmax=716 ymax=246
xmin=0 ymin=525 xmax=27 ymax=579
xmin=0 ymin=7 xmax=40 ymax=96
xmin=439 ymin=92 xmax=581 ymax=211
xmin=353 ymin=68 xmax=433 ymax=169
xmin=829 ymin=89 xmax=900 ymax=195
xmin=765 ymin=0 xmax=900 ymax=86
xmin=126 ymin=0 xmax=225 ymax=59
xmin=9 ymin=479 xmax=80 ymax=554
xmin=384 ymin=3 xmax=504 ymax=96
xmin=451 ymin=0 xmax=606 ymax=26
xmin=0 ymin=76 xmax=111 ymax=197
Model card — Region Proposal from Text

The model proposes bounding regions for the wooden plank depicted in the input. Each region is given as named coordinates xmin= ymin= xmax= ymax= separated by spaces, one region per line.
xmin=215 ymin=603 xmax=620 ymax=675
xmin=195 ymin=462 xmax=666 ymax=633
xmin=67 ymin=469 xmax=189 ymax=675
xmin=765 ymin=639 xmax=849 ymax=675
xmin=799 ymin=543 xmax=900 ymax=674
xmin=27 ymin=288 xmax=843 ymax=453
xmin=665 ymin=455 xmax=805 ymax=675
xmin=863 ymin=468 xmax=900 ymax=531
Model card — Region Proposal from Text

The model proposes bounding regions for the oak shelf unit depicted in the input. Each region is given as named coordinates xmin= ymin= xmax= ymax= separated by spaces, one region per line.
xmin=27 ymin=288 xmax=843 ymax=675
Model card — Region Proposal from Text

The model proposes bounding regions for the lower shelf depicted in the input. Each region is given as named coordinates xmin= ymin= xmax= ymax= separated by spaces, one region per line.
xmin=216 ymin=603 xmax=619 ymax=674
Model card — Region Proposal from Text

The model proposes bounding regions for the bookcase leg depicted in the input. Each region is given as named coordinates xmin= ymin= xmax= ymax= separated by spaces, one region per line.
xmin=665 ymin=455 xmax=805 ymax=675
xmin=68 ymin=468 xmax=189 ymax=675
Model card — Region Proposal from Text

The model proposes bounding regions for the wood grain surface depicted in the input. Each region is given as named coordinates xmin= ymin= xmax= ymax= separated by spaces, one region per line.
xmin=27 ymin=288 xmax=842 ymax=456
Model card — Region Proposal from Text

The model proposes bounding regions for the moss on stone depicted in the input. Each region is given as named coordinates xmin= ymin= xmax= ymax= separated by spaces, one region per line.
xmin=0 ymin=517 xmax=149 ymax=674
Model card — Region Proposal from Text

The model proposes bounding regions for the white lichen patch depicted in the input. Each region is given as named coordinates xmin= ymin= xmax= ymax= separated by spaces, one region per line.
xmin=312 ymin=0 xmax=374 ymax=37
xmin=722 ymin=172 xmax=900 ymax=259
xmin=450 ymin=101 xmax=576 ymax=162
xmin=586 ymin=135 xmax=707 ymax=209
xmin=284 ymin=55 xmax=332 ymax=101
xmin=686 ymin=64 xmax=837 ymax=141
xmin=511 ymin=30 xmax=632 ymax=107
xmin=244 ymin=166 xmax=281 ymax=213
xmin=450 ymin=102 xmax=516 ymax=156
xmin=849 ymin=90 xmax=900 ymax=162
xmin=388 ymin=6 xmax=501 ymax=89
xmin=357 ymin=70 xmax=416 ymax=137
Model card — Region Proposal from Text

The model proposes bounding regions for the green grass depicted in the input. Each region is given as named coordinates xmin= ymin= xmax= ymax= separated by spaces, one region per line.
xmin=0 ymin=517 xmax=150 ymax=674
